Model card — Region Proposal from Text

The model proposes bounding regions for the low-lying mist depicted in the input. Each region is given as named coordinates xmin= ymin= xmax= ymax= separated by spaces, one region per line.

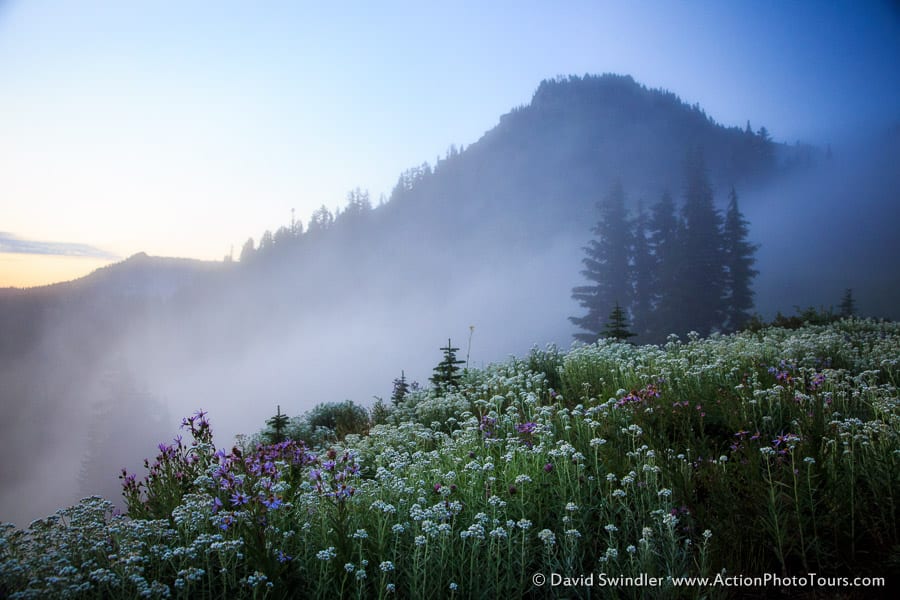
xmin=0 ymin=236 xmax=582 ymax=526
xmin=746 ymin=129 xmax=900 ymax=320
xmin=1 ymin=104 xmax=896 ymax=529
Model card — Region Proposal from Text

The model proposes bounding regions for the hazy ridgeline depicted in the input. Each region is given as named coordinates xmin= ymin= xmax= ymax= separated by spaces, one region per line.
xmin=0 ymin=74 xmax=897 ymax=526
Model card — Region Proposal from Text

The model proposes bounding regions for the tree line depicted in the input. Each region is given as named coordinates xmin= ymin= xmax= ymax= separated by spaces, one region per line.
xmin=236 ymin=188 xmax=380 ymax=263
xmin=570 ymin=147 xmax=758 ymax=343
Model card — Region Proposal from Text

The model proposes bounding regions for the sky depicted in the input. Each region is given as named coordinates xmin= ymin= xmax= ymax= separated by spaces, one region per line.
xmin=1 ymin=0 xmax=897 ymax=287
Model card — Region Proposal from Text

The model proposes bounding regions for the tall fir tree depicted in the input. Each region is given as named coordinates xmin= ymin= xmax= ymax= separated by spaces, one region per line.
xmin=630 ymin=202 xmax=654 ymax=340
xmin=570 ymin=180 xmax=633 ymax=343
xmin=722 ymin=187 xmax=759 ymax=331
xmin=239 ymin=237 xmax=255 ymax=263
xmin=677 ymin=147 xmax=726 ymax=337
xmin=647 ymin=190 xmax=683 ymax=339
xmin=430 ymin=339 xmax=465 ymax=392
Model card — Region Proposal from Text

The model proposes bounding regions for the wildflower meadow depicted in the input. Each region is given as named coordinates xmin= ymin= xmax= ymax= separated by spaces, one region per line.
xmin=1 ymin=319 xmax=898 ymax=598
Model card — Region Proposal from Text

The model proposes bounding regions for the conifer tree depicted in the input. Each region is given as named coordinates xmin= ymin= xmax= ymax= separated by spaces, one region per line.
xmin=370 ymin=397 xmax=390 ymax=425
xmin=430 ymin=339 xmax=465 ymax=392
xmin=647 ymin=191 xmax=683 ymax=339
xmin=259 ymin=230 xmax=274 ymax=253
xmin=630 ymin=202 xmax=654 ymax=339
xmin=239 ymin=237 xmax=255 ymax=263
xmin=307 ymin=205 xmax=334 ymax=233
xmin=603 ymin=301 xmax=636 ymax=341
xmin=722 ymin=187 xmax=759 ymax=331
xmin=391 ymin=370 xmax=410 ymax=406
xmin=839 ymin=288 xmax=856 ymax=318
xmin=265 ymin=405 xmax=290 ymax=444
xmin=570 ymin=180 xmax=633 ymax=343
xmin=677 ymin=148 xmax=726 ymax=337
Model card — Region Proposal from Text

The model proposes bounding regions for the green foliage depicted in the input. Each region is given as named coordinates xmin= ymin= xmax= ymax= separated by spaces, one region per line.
xmin=288 ymin=400 xmax=370 ymax=447
xmin=119 ymin=410 xmax=217 ymax=521
xmin=755 ymin=306 xmax=842 ymax=330
xmin=370 ymin=396 xmax=390 ymax=426
xmin=527 ymin=344 xmax=564 ymax=392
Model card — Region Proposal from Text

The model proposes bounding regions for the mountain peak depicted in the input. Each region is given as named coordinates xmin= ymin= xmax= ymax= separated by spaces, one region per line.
xmin=532 ymin=73 xmax=641 ymax=104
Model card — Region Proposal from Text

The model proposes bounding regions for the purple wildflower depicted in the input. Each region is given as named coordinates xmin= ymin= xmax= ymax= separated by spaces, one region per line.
xmin=479 ymin=415 xmax=497 ymax=438
xmin=262 ymin=495 xmax=283 ymax=511
xmin=220 ymin=514 xmax=234 ymax=531
xmin=516 ymin=422 xmax=537 ymax=434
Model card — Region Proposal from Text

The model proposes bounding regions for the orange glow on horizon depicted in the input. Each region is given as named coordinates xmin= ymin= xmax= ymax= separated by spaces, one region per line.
xmin=0 ymin=253 xmax=114 ymax=289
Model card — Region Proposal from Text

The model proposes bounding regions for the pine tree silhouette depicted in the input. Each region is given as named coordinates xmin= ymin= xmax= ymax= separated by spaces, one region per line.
xmin=630 ymin=202 xmax=654 ymax=339
xmin=647 ymin=190 xmax=682 ymax=339
xmin=839 ymin=288 xmax=856 ymax=318
xmin=722 ymin=187 xmax=759 ymax=331
xmin=677 ymin=147 xmax=726 ymax=336
xmin=570 ymin=180 xmax=632 ymax=342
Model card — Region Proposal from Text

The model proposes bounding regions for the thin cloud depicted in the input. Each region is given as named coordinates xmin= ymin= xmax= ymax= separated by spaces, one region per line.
xmin=0 ymin=232 xmax=119 ymax=260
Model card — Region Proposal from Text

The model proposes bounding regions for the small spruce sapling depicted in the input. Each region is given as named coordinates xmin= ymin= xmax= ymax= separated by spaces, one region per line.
xmin=265 ymin=405 xmax=290 ymax=444
xmin=391 ymin=370 xmax=410 ymax=406
xmin=839 ymin=288 xmax=856 ymax=318
xmin=430 ymin=338 xmax=465 ymax=393
xmin=602 ymin=302 xmax=636 ymax=342
xmin=370 ymin=396 xmax=390 ymax=425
